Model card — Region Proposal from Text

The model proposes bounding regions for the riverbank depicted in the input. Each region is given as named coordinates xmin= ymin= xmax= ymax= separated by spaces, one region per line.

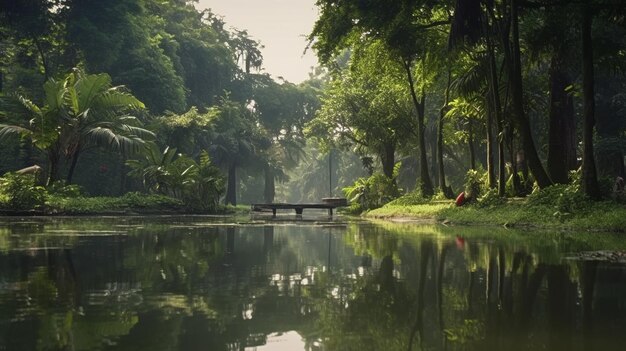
xmin=0 ymin=192 xmax=247 ymax=216
xmin=366 ymin=199 xmax=626 ymax=232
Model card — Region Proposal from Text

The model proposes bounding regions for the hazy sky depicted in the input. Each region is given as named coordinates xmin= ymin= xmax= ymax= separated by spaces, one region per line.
xmin=196 ymin=0 xmax=319 ymax=84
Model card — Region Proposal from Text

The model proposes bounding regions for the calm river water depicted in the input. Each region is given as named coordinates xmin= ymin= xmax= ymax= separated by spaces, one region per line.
xmin=1 ymin=215 xmax=625 ymax=350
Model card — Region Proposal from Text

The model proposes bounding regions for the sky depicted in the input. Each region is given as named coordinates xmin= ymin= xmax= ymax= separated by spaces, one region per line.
xmin=196 ymin=0 xmax=320 ymax=84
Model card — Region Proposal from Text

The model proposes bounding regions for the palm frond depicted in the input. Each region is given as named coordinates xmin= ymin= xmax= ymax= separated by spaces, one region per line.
xmin=43 ymin=79 xmax=65 ymax=112
xmin=95 ymin=91 xmax=145 ymax=111
xmin=85 ymin=126 xmax=118 ymax=148
xmin=76 ymin=73 xmax=112 ymax=111
xmin=0 ymin=124 xmax=33 ymax=141
xmin=64 ymin=85 xmax=79 ymax=116
xmin=451 ymin=56 xmax=489 ymax=97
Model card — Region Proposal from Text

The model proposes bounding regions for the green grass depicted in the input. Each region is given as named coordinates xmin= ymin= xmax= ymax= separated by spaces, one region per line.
xmin=367 ymin=199 xmax=626 ymax=232
xmin=366 ymin=203 xmax=452 ymax=219
xmin=45 ymin=192 xmax=184 ymax=215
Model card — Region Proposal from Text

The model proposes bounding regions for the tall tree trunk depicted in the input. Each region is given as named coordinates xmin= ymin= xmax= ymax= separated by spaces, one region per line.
xmin=581 ymin=0 xmax=601 ymax=199
xmin=225 ymin=163 xmax=237 ymax=205
xmin=503 ymin=0 xmax=553 ymax=189
xmin=66 ymin=147 xmax=81 ymax=184
xmin=487 ymin=32 xmax=507 ymax=196
xmin=430 ymin=128 xmax=439 ymax=188
xmin=517 ymin=150 xmax=529 ymax=183
xmin=32 ymin=35 xmax=50 ymax=81
xmin=119 ymin=155 xmax=127 ymax=195
xmin=509 ymin=138 xmax=523 ymax=196
xmin=263 ymin=164 xmax=275 ymax=203
xmin=46 ymin=150 xmax=60 ymax=186
xmin=486 ymin=96 xmax=496 ymax=188
xmin=497 ymin=138 xmax=507 ymax=195
xmin=547 ymin=52 xmax=576 ymax=184
xmin=438 ymin=71 xmax=453 ymax=197
xmin=468 ymin=120 xmax=476 ymax=170
xmin=404 ymin=59 xmax=434 ymax=196
xmin=380 ymin=142 xmax=396 ymax=179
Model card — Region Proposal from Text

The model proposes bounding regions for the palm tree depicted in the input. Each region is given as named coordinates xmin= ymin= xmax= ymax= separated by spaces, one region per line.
xmin=59 ymin=70 xmax=153 ymax=183
xmin=207 ymin=97 xmax=267 ymax=206
xmin=0 ymin=68 xmax=153 ymax=184
xmin=1 ymin=79 xmax=67 ymax=184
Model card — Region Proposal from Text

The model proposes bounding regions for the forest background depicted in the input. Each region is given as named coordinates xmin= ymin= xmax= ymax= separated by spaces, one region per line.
xmin=0 ymin=0 xmax=625 ymax=223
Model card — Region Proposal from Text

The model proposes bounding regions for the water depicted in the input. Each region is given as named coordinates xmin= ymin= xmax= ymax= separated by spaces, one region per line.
xmin=1 ymin=216 xmax=625 ymax=351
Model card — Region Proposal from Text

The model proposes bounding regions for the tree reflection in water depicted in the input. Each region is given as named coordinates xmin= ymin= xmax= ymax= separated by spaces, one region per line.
xmin=0 ymin=217 xmax=625 ymax=350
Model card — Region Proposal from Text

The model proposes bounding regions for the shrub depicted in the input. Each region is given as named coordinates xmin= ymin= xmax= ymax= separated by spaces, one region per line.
xmin=477 ymin=188 xmax=506 ymax=208
xmin=179 ymin=151 xmax=225 ymax=212
xmin=0 ymin=172 xmax=47 ymax=211
xmin=127 ymin=145 xmax=224 ymax=212
xmin=47 ymin=181 xmax=84 ymax=198
xmin=343 ymin=164 xmax=401 ymax=212
xmin=464 ymin=169 xmax=485 ymax=202
xmin=527 ymin=184 xmax=590 ymax=213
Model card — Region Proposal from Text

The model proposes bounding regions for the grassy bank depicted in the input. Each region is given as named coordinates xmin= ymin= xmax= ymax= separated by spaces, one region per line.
xmin=366 ymin=198 xmax=626 ymax=232
xmin=44 ymin=192 xmax=185 ymax=215
xmin=2 ymin=191 xmax=245 ymax=216
xmin=0 ymin=172 xmax=231 ymax=216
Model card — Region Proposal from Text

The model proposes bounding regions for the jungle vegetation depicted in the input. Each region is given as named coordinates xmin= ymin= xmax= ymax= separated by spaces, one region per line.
xmin=305 ymin=0 xmax=626 ymax=218
xmin=1 ymin=0 xmax=625 ymax=219
xmin=0 ymin=0 xmax=320 ymax=213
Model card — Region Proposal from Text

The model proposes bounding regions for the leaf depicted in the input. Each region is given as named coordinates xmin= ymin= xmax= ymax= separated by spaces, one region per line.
xmin=75 ymin=73 xmax=112 ymax=111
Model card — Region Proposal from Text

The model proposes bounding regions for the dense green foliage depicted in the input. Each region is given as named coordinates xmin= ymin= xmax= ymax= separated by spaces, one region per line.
xmin=0 ymin=0 xmax=327 ymax=211
xmin=0 ymin=172 xmax=182 ymax=214
xmin=2 ymin=0 xmax=626 ymax=217
xmin=0 ymin=172 xmax=47 ymax=211
xmin=0 ymin=69 xmax=152 ymax=185
xmin=307 ymin=0 xmax=626 ymax=210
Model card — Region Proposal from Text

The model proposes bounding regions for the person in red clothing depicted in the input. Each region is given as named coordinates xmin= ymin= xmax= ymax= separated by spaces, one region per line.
xmin=455 ymin=191 xmax=466 ymax=206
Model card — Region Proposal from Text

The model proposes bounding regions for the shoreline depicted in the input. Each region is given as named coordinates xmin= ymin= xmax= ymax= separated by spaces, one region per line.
xmin=364 ymin=201 xmax=626 ymax=233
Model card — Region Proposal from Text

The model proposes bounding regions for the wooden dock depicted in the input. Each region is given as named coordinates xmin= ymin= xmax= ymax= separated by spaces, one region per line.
xmin=251 ymin=198 xmax=348 ymax=217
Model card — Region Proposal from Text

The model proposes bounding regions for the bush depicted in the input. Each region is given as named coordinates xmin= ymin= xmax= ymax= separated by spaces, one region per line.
xmin=126 ymin=146 xmax=224 ymax=212
xmin=0 ymin=172 xmax=47 ymax=211
xmin=179 ymin=151 xmax=225 ymax=212
xmin=343 ymin=173 xmax=401 ymax=212
xmin=47 ymin=181 xmax=84 ymax=198
xmin=527 ymin=184 xmax=590 ymax=213
xmin=477 ymin=188 xmax=506 ymax=208
xmin=464 ymin=169 xmax=485 ymax=202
